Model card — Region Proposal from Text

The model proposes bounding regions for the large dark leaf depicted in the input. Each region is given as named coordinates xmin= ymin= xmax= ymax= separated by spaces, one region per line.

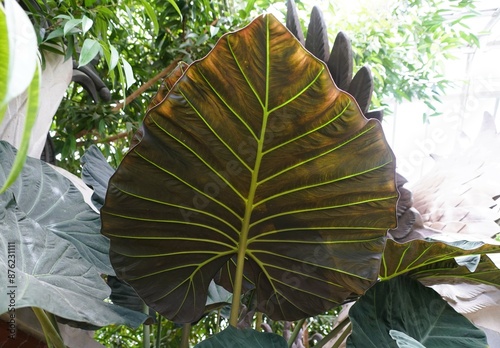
xmin=346 ymin=276 xmax=488 ymax=348
xmin=81 ymin=144 xmax=115 ymax=209
xmin=194 ymin=326 xmax=287 ymax=348
xmin=347 ymin=66 xmax=373 ymax=115
xmin=327 ymin=31 xmax=353 ymax=91
xmin=102 ymin=14 xmax=397 ymax=323
xmin=305 ymin=6 xmax=330 ymax=63
xmin=286 ymin=0 xmax=305 ymax=45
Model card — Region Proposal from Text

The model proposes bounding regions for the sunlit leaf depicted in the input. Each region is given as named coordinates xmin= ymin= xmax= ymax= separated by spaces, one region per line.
xmin=0 ymin=63 xmax=40 ymax=194
xmin=121 ymin=57 xmax=136 ymax=88
xmin=102 ymin=14 xmax=397 ymax=323
xmin=81 ymin=15 xmax=93 ymax=35
xmin=1 ymin=0 xmax=38 ymax=106
xmin=0 ymin=4 xmax=8 ymax=114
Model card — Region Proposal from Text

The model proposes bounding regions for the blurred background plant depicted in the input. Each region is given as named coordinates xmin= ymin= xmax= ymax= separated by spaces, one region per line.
xmin=19 ymin=0 xmax=479 ymax=174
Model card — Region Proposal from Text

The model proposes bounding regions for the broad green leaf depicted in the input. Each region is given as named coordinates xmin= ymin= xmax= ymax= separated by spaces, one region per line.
xmin=79 ymin=38 xmax=100 ymax=67
xmin=0 ymin=192 xmax=148 ymax=328
xmin=0 ymin=143 xmax=148 ymax=327
xmin=346 ymin=276 xmax=488 ymax=348
xmin=380 ymin=238 xmax=500 ymax=280
xmin=0 ymin=62 xmax=40 ymax=194
xmin=194 ymin=326 xmax=287 ymax=348
xmin=102 ymin=14 xmax=397 ymax=323
xmin=0 ymin=141 xmax=113 ymax=274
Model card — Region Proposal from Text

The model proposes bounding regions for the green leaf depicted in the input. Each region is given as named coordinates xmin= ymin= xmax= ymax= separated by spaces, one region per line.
xmin=121 ymin=57 xmax=136 ymax=88
xmin=78 ymin=38 xmax=100 ymax=67
xmin=109 ymin=44 xmax=119 ymax=70
xmin=141 ymin=0 xmax=159 ymax=36
xmin=0 ymin=3 xmax=8 ymax=113
xmin=0 ymin=62 xmax=40 ymax=194
xmin=102 ymin=14 xmax=397 ymax=323
xmin=44 ymin=27 xmax=64 ymax=42
xmin=194 ymin=326 xmax=287 ymax=348
xmin=389 ymin=330 xmax=426 ymax=348
xmin=346 ymin=276 xmax=488 ymax=348
xmin=81 ymin=145 xmax=115 ymax=210
xmin=1 ymin=0 xmax=38 ymax=105
xmin=63 ymin=18 xmax=82 ymax=36
xmin=209 ymin=25 xmax=220 ymax=38
xmin=0 ymin=143 xmax=149 ymax=328
xmin=81 ymin=15 xmax=94 ymax=35
xmin=0 ymin=141 xmax=113 ymax=274
xmin=380 ymin=238 xmax=500 ymax=281
xmin=167 ymin=0 xmax=183 ymax=21
xmin=0 ymin=192 xmax=148 ymax=328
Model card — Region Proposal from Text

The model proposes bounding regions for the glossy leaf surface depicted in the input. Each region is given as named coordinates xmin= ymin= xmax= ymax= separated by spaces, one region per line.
xmin=102 ymin=14 xmax=397 ymax=323
xmin=346 ymin=276 xmax=488 ymax=348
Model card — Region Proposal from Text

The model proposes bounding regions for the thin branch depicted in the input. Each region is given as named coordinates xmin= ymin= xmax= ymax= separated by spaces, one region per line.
xmin=112 ymin=58 xmax=182 ymax=113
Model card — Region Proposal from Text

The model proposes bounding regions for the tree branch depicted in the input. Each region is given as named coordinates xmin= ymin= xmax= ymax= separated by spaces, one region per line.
xmin=112 ymin=57 xmax=182 ymax=113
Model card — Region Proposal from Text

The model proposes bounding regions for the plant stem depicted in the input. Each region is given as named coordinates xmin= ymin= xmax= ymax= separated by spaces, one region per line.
xmin=111 ymin=58 xmax=181 ymax=113
xmin=288 ymin=318 xmax=306 ymax=347
xmin=216 ymin=309 xmax=221 ymax=333
xmin=228 ymin=246 xmax=246 ymax=326
xmin=314 ymin=317 xmax=351 ymax=348
xmin=143 ymin=303 xmax=150 ymax=348
xmin=255 ymin=312 xmax=263 ymax=331
xmin=330 ymin=323 xmax=351 ymax=348
xmin=32 ymin=307 xmax=65 ymax=348
xmin=181 ymin=323 xmax=191 ymax=348
xmin=155 ymin=313 xmax=163 ymax=348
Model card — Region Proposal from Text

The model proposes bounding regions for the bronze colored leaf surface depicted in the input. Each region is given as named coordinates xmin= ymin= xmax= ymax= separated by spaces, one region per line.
xmin=102 ymin=14 xmax=397 ymax=323
xmin=381 ymin=238 xmax=500 ymax=281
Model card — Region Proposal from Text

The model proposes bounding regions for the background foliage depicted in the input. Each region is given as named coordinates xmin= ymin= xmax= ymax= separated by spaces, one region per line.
xmin=21 ymin=0 xmax=478 ymax=174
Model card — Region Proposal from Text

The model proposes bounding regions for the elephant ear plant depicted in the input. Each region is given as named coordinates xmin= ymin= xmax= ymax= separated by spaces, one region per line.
xmin=101 ymin=13 xmax=398 ymax=344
